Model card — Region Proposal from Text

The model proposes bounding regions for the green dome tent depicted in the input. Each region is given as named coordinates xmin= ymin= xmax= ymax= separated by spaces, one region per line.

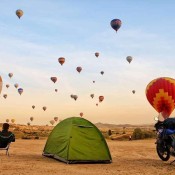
xmin=43 ymin=117 xmax=112 ymax=164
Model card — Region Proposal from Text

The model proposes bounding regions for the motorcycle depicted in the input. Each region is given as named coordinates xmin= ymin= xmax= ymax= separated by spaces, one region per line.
xmin=154 ymin=116 xmax=175 ymax=163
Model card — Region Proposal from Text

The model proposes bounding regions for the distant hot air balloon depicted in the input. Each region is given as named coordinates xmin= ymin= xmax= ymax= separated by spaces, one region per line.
xmin=126 ymin=56 xmax=133 ymax=64
xmin=27 ymin=122 xmax=30 ymax=126
xmin=51 ymin=77 xmax=57 ymax=83
xmin=110 ymin=19 xmax=122 ymax=32
xmin=96 ymin=103 xmax=98 ymax=106
xmin=32 ymin=105 xmax=35 ymax=109
xmin=95 ymin=52 xmax=99 ymax=57
xmin=99 ymin=96 xmax=104 ymax=102
xmin=70 ymin=94 xmax=74 ymax=98
xmin=55 ymin=89 xmax=58 ymax=92
xmin=146 ymin=77 xmax=175 ymax=119
xmin=90 ymin=94 xmax=94 ymax=99
xmin=30 ymin=117 xmax=34 ymax=122
xmin=132 ymin=90 xmax=135 ymax=94
xmin=100 ymin=71 xmax=104 ymax=75
xmin=6 ymin=119 xmax=9 ymax=123
xmin=80 ymin=112 xmax=83 ymax=117
xmin=14 ymin=83 xmax=19 ymax=88
xmin=6 ymin=84 xmax=9 ymax=88
xmin=50 ymin=120 xmax=55 ymax=125
xmin=3 ymin=94 xmax=7 ymax=99
xmin=16 ymin=9 xmax=23 ymax=19
xmin=58 ymin=57 xmax=65 ymax=66
xmin=18 ymin=88 xmax=23 ymax=95
xmin=11 ymin=119 xmax=15 ymax=123
xmin=54 ymin=117 xmax=58 ymax=122
xmin=76 ymin=67 xmax=82 ymax=73
xmin=0 ymin=76 xmax=2 ymax=94
xmin=93 ymin=81 xmax=95 ymax=83
xmin=43 ymin=106 xmax=47 ymax=111
xmin=73 ymin=95 xmax=78 ymax=101
xmin=8 ymin=73 xmax=13 ymax=78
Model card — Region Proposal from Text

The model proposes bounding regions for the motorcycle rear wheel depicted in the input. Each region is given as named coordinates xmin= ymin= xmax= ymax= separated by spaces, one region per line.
xmin=156 ymin=143 xmax=170 ymax=161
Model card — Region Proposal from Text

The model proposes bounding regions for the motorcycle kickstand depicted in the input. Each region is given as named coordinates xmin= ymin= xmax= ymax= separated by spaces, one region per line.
xmin=170 ymin=159 xmax=175 ymax=165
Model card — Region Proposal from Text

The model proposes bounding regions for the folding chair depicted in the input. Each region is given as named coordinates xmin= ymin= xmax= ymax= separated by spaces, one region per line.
xmin=0 ymin=142 xmax=11 ymax=156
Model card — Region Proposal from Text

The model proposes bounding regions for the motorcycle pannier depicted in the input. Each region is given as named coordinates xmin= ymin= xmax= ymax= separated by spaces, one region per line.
xmin=163 ymin=118 xmax=175 ymax=129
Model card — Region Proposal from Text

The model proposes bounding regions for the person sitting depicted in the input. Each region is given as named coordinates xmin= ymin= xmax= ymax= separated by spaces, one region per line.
xmin=0 ymin=123 xmax=15 ymax=148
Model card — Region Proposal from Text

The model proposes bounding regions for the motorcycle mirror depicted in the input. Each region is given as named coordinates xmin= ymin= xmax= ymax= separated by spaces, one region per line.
xmin=154 ymin=116 xmax=159 ymax=121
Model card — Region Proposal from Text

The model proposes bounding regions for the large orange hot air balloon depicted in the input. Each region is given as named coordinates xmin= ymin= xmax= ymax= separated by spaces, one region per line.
xmin=146 ymin=77 xmax=175 ymax=119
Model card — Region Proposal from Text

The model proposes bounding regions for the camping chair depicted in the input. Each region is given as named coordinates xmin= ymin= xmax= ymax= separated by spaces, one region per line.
xmin=0 ymin=133 xmax=14 ymax=156
xmin=0 ymin=142 xmax=11 ymax=156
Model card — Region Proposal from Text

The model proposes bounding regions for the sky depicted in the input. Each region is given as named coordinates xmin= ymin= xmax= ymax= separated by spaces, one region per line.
xmin=0 ymin=0 xmax=175 ymax=125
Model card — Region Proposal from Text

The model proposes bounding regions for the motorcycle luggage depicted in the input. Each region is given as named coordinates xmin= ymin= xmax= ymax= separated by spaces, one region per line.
xmin=163 ymin=118 xmax=175 ymax=129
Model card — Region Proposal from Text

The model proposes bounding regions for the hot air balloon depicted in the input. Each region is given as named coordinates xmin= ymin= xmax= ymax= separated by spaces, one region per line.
xmin=54 ymin=117 xmax=58 ymax=122
xmin=70 ymin=94 xmax=74 ymax=98
xmin=18 ymin=88 xmax=23 ymax=95
xmin=100 ymin=71 xmax=104 ymax=75
xmin=0 ymin=76 xmax=2 ymax=94
xmin=99 ymin=96 xmax=104 ymax=102
xmin=126 ymin=56 xmax=133 ymax=64
xmin=55 ymin=89 xmax=58 ymax=92
xmin=6 ymin=119 xmax=9 ymax=123
xmin=93 ymin=81 xmax=95 ymax=83
xmin=58 ymin=57 xmax=65 ymax=66
xmin=14 ymin=83 xmax=19 ymax=88
xmin=11 ymin=119 xmax=15 ymax=123
xmin=6 ymin=84 xmax=9 ymax=88
xmin=8 ymin=73 xmax=13 ymax=78
xmin=76 ymin=67 xmax=82 ymax=73
xmin=96 ymin=103 xmax=98 ymax=106
xmin=146 ymin=77 xmax=175 ymax=119
xmin=16 ymin=9 xmax=23 ymax=19
xmin=32 ymin=105 xmax=35 ymax=109
xmin=90 ymin=94 xmax=94 ymax=99
xmin=30 ymin=117 xmax=34 ymax=122
xmin=51 ymin=77 xmax=57 ymax=83
xmin=43 ymin=106 xmax=47 ymax=111
xmin=132 ymin=90 xmax=135 ymax=94
xmin=73 ymin=95 xmax=78 ymax=101
xmin=3 ymin=94 xmax=7 ymax=99
xmin=95 ymin=52 xmax=99 ymax=57
xmin=110 ymin=19 xmax=122 ymax=32
xmin=80 ymin=112 xmax=83 ymax=117
xmin=27 ymin=122 xmax=30 ymax=126
xmin=50 ymin=120 xmax=55 ymax=125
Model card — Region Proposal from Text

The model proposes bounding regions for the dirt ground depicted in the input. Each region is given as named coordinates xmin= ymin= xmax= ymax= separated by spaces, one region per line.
xmin=0 ymin=139 xmax=175 ymax=175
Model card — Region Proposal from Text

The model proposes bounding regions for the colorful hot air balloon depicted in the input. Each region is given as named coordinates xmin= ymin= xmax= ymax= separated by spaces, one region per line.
xmin=126 ymin=56 xmax=133 ymax=64
xmin=18 ymin=88 xmax=23 ymax=95
xmin=54 ymin=117 xmax=58 ymax=122
xmin=43 ymin=106 xmax=47 ymax=111
xmin=99 ymin=96 xmax=104 ymax=102
xmin=58 ymin=57 xmax=65 ymax=66
xmin=90 ymin=94 xmax=94 ymax=99
xmin=80 ymin=112 xmax=83 ymax=117
xmin=110 ymin=19 xmax=122 ymax=32
xmin=100 ymin=71 xmax=104 ymax=75
xmin=3 ymin=94 xmax=7 ymax=99
xmin=146 ymin=77 xmax=175 ymax=119
xmin=132 ymin=90 xmax=135 ymax=94
xmin=16 ymin=9 xmax=23 ymax=19
xmin=76 ymin=67 xmax=82 ymax=73
xmin=6 ymin=119 xmax=9 ymax=123
xmin=0 ymin=76 xmax=2 ymax=94
xmin=14 ymin=83 xmax=19 ymax=88
xmin=30 ymin=117 xmax=34 ymax=122
xmin=51 ymin=77 xmax=57 ymax=83
xmin=50 ymin=120 xmax=55 ymax=125
xmin=6 ymin=84 xmax=9 ymax=88
xmin=95 ymin=52 xmax=99 ymax=57
xmin=11 ymin=119 xmax=15 ymax=123
xmin=8 ymin=73 xmax=13 ymax=78
xmin=32 ymin=105 xmax=35 ymax=109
